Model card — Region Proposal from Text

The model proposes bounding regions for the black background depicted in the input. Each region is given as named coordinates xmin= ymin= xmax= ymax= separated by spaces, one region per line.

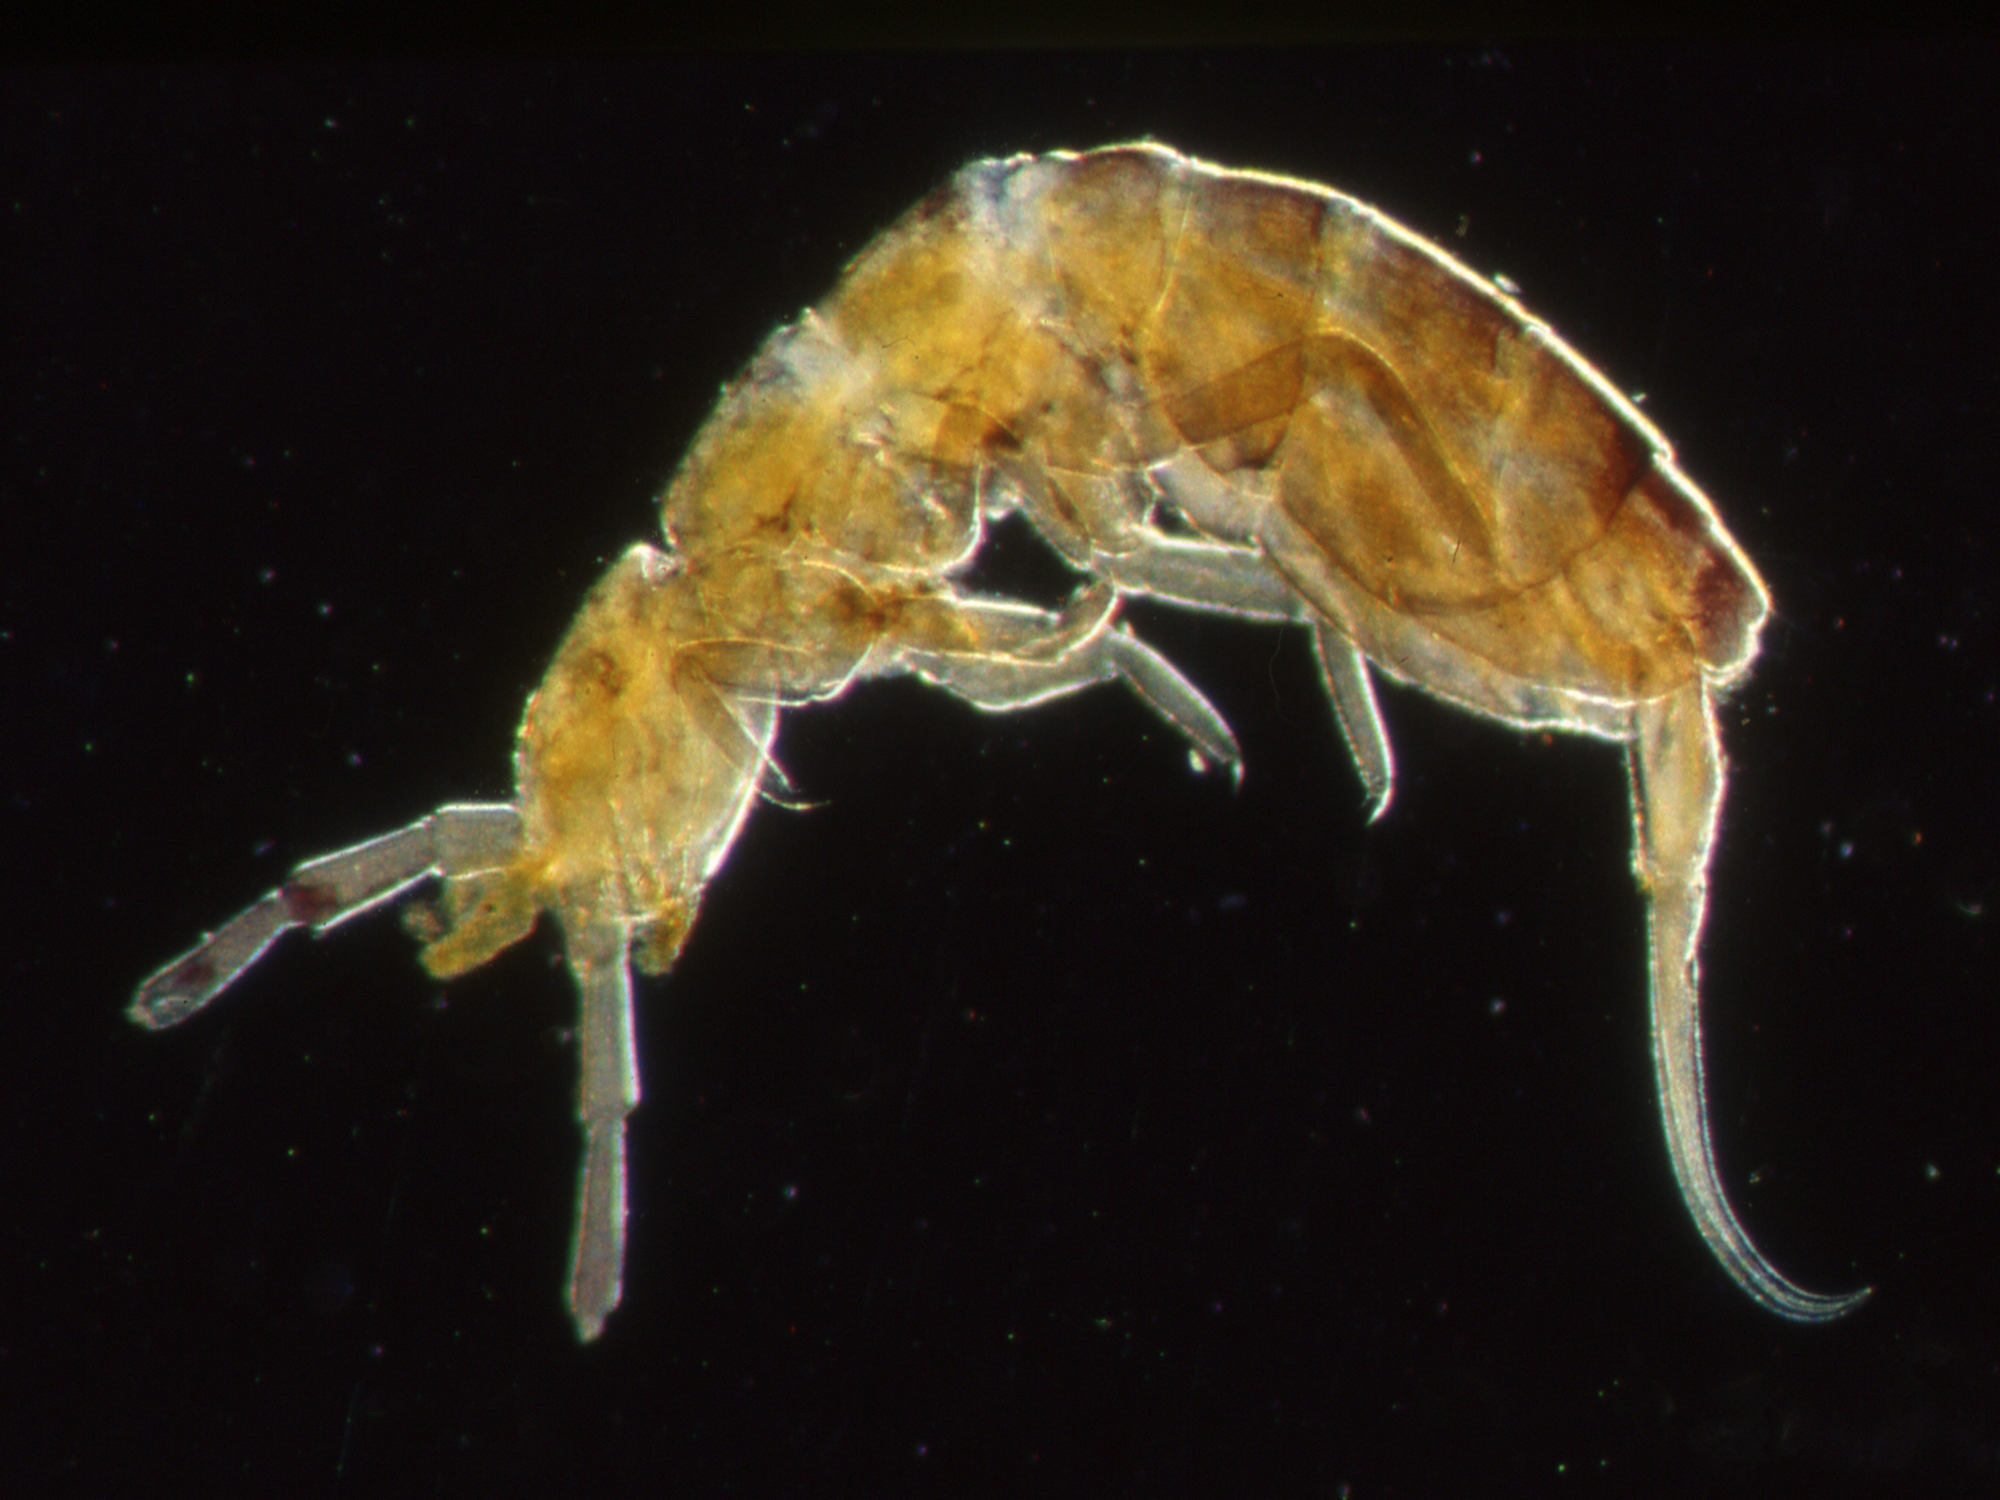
xmin=9 ymin=48 xmax=1997 ymax=1492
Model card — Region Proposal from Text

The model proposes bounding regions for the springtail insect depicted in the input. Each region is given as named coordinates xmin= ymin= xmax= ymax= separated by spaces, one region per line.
xmin=132 ymin=143 xmax=1867 ymax=1338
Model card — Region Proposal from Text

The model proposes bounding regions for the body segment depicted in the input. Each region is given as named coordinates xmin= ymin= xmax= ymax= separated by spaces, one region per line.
xmin=132 ymin=144 xmax=1863 ymax=1336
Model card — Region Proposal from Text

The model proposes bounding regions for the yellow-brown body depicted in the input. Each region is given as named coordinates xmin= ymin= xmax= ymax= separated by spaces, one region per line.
xmin=133 ymin=145 xmax=1863 ymax=1339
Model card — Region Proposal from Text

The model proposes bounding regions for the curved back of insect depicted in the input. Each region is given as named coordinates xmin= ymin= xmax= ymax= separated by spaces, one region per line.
xmin=857 ymin=143 xmax=1861 ymax=1319
xmin=128 ymin=142 xmax=1864 ymax=1341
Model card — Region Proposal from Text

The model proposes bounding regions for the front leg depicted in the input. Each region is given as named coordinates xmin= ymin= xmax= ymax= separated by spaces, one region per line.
xmin=557 ymin=906 xmax=641 ymax=1341
xmin=130 ymin=803 xmax=524 ymax=1029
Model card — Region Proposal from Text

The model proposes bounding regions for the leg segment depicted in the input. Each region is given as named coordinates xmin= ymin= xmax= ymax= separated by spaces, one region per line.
xmin=129 ymin=803 xmax=523 ymax=1029
xmin=1093 ymin=526 xmax=1398 ymax=816
xmin=1092 ymin=531 xmax=1303 ymax=622
xmin=888 ymin=590 xmax=1241 ymax=777
xmin=1312 ymin=621 xmax=1395 ymax=822
xmin=558 ymin=906 xmax=637 ymax=1341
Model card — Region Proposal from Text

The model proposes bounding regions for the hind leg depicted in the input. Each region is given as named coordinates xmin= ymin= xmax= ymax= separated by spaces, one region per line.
xmin=1631 ymin=682 xmax=1868 ymax=1321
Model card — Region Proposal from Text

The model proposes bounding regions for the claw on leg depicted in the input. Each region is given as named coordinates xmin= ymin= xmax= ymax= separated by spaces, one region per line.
xmin=1311 ymin=621 xmax=1394 ymax=822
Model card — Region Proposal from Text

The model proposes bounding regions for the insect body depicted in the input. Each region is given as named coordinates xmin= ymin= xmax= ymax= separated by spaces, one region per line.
xmin=132 ymin=143 xmax=1866 ymax=1338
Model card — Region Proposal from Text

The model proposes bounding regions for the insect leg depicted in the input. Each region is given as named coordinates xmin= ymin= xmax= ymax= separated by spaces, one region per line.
xmin=1311 ymin=621 xmax=1395 ymax=822
xmin=1631 ymin=683 xmax=1868 ymax=1320
xmin=1091 ymin=528 xmax=1396 ymax=817
xmin=1100 ymin=629 xmax=1242 ymax=777
xmin=1092 ymin=532 xmax=1301 ymax=621
xmin=556 ymin=906 xmax=636 ymax=1341
xmin=129 ymin=803 xmax=523 ymax=1029
xmin=891 ymin=594 xmax=1241 ymax=776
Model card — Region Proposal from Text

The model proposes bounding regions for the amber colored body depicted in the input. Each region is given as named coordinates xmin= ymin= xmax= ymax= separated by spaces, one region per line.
xmin=132 ymin=145 xmax=1864 ymax=1338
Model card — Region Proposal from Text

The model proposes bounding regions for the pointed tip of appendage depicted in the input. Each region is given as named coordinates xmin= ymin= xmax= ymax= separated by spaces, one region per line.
xmin=1759 ymin=1283 xmax=1872 ymax=1325
xmin=568 ymin=1270 xmax=622 ymax=1342
xmin=127 ymin=990 xmax=182 ymax=1030
xmin=1738 ymin=1264 xmax=1871 ymax=1324
xmin=128 ymin=951 xmax=221 ymax=1030
xmin=1805 ymin=1283 xmax=1874 ymax=1323
xmin=1187 ymin=745 xmax=1245 ymax=788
